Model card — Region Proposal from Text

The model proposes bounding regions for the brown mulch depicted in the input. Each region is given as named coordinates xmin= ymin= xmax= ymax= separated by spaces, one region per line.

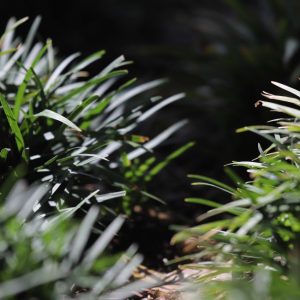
xmin=130 ymin=265 xmax=230 ymax=300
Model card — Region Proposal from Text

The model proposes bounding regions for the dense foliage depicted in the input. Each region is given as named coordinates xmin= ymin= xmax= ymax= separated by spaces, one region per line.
xmin=173 ymin=81 xmax=300 ymax=299
xmin=3 ymin=3 xmax=300 ymax=298
xmin=0 ymin=182 xmax=144 ymax=299
xmin=0 ymin=17 xmax=192 ymax=215
xmin=0 ymin=17 xmax=189 ymax=298
xmin=6 ymin=0 xmax=300 ymax=199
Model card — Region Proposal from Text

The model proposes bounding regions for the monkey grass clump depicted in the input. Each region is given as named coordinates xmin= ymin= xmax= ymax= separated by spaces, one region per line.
xmin=173 ymin=81 xmax=300 ymax=300
xmin=0 ymin=17 xmax=191 ymax=298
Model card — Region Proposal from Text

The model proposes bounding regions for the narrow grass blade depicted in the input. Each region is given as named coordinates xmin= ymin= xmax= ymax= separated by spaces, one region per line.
xmin=188 ymin=174 xmax=236 ymax=193
xmin=21 ymin=16 xmax=42 ymax=60
xmin=196 ymin=198 xmax=251 ymax=222
xmin=127 ymin=120 xmax=188 ymax=160
xmin=100 ymin=55 xmax=125 ymax=76
xmin=0 ymin=45 xmax=25 ymax=79
xmin=108 ymin=79 xmax=165 ymax=112
xmin=14 ymin=40 xmax=51 ymax=120
xmin=171 ymin=219 xmax=232 ymax=244
xmin=54 ymin=70 xmax=127 ymax=106
xmin=0 ymin=18 xmax=16 ymax=67
xmin=45 ymin=190 xmax=100 ymax=229
xmin=0 ymin=17 xmax=28 ymax=53
xmin=262 ymin=91 xmax=300 ymax=106
xmin=67 ymin=95 xmax=98 ymax=121
xmin=0 ymin=48 xmax=18 ymax=57
xmin=271 ymin=81 xmax=300 ymax=98
xmin=45 ymin=52 xmax=80 ymax=90
xmin=0 ymin=265 xmax=65 ymax=298
xmin=1 ymin=17 xmax=28 ymax=38
xmin=236 ymin=212 xmax=263 ymax=236
xmin=185 ymin=197 xmax=222 ymax=208
xmin=34 ymin=109 xmax=82 ymax=132
xmin=229 ymin=161 xmax=265 ymax=168
xmin=0 ymin=94 xmax=27 ymax=160
xmin=95 ymin=191 xmax=126 ymax=203
xmin=138 ymin=93 xmax=185 ymax=122
xmin=72 ymin=50 xmax=106 ymax=72
xmin=69 ymin=206 xmax=99 ymax=264
xmin=17 ymin=184 xmax=48 ymax=219
xmin=146 ymin=142 xmax=194 ymax=181
xmin=83 ymin=216 xmax=124 ymax=266
xmin=15 ymin=42 xmax=43 ymax=84
xmin=258 ymin=100 xmax=300 ymax=118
